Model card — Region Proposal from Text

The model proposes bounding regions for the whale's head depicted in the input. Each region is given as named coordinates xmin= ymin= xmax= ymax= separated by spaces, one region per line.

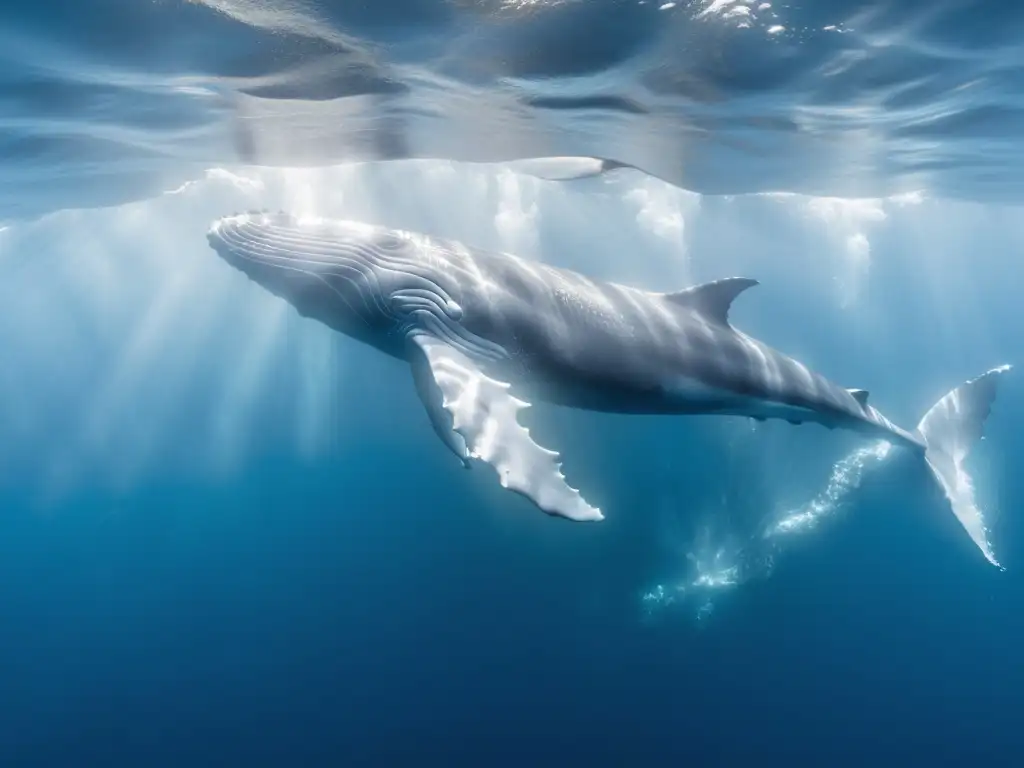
xmin=207 ymin=211 xmax=410 ymax=345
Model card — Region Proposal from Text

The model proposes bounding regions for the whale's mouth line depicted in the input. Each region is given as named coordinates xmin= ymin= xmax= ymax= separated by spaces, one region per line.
xmin=208 ymin=211 xmax=513 ymax=368
xmin=206 ymin=213 xmax=387 ymax=325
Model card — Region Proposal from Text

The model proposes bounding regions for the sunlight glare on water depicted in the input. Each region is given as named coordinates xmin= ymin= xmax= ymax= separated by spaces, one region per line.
xmin=7 ymin=0 xmax=1024 ymax=222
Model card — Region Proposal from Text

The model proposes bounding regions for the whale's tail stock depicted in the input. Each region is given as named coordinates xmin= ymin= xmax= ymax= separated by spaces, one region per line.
xmin=913 ymin=365 xmax=1012 ymax=568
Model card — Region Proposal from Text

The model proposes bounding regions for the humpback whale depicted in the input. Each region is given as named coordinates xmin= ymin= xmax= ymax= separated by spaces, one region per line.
xmin=207 ymin=212 xmax=1010 ymax=566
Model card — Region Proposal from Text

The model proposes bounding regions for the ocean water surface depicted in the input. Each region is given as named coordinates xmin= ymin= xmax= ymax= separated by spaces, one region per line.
xmin=1 ymin=1 xmax=1023 ymax=765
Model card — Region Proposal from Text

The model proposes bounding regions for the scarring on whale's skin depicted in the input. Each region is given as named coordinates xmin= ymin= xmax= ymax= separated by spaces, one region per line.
xmin=206 ymin=211 xmax=1010 ymax=567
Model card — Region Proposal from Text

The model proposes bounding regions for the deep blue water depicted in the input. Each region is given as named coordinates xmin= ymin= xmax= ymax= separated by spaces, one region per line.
xmin=2 ymin=1 xmax=1023 ymax=766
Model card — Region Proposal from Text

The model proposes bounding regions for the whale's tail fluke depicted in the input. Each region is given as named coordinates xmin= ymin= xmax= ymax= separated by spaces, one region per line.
xmin=915 ymin=365 xmax=1011 ymax=568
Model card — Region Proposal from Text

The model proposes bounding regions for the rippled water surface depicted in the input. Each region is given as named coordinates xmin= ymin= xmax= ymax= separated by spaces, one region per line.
xmin=5 ymin=0 xmax=1024 ymax=221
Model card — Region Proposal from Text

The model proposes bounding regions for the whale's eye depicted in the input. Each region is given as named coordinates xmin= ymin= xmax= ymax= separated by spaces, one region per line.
xmin=376 ymin=233 xmax=405 ymax=250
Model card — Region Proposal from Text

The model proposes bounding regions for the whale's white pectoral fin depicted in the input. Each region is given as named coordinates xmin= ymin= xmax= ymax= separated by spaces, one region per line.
xmin=407 ymin=334 xmax=603 ymax=522
xmin=409 ymin=339 xmax=472 ymax=468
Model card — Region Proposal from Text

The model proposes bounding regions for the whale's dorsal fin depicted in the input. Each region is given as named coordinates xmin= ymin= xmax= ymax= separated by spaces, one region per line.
xmin=663 ymin=277 xmax=759 ymax=326
xmin=847 ymin=388 xmax=870 ymax=406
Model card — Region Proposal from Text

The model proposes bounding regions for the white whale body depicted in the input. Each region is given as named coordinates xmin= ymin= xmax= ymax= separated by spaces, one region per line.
xmin=206 ymin=212 xmax=1010 ymax=567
